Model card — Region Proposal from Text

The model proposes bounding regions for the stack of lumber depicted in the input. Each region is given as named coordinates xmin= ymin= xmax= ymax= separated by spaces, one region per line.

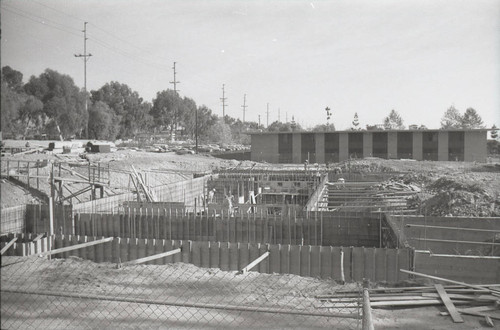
xmin=316 ymin=270 xmax=500 ymax=326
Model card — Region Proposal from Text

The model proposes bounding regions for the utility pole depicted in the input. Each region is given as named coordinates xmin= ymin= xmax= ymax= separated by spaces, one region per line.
xmin=286 ymin=112 xmax=288 ymax=123
xmin=170 ymin=61 xmax=180 ymax=94
xmin=74 ymin=22 xmax=92 ymax=138
xmin=266 ymin=103 xmax=270 ymax=127
xmin=278 ymin=108 xmax=280 ymax=122
xmin=220 ymin=84 xmax=227 ymax=118
xmin=258 ymin=115 xmax=261 ymax=128
xmin=241 ymin=94 xmax=248 ymax=123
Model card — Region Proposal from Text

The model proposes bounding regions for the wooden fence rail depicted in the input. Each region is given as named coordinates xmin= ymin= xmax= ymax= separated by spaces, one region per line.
xmin=0 ymin=233 xmax=412 ymax=283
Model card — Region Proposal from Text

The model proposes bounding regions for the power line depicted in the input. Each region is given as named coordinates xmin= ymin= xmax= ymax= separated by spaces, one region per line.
xmin=266 ymin=103 xmax=270 ymax=127
xmin=1 ymin=5 xmax=82 ymax=38
xmin=220 ymin=84 xmax=227 ymax=118
xmin=241 ymin=94 xmax=248 ymax=123
xmin=74 ymin=22 xmax=92 ymax=138
xmin=2 ymin=2 xmax=170 ymax=73
xmin=170 ymin=62 xmax=180 ymax=94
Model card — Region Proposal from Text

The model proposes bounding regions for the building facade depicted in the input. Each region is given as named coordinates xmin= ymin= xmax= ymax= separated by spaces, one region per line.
xmin=250 ymin=129 xmax=487 ymax=163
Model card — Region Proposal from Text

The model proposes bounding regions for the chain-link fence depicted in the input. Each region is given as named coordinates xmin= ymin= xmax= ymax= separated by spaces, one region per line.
xmin=2 ymin=251 xmax=362 ymax=329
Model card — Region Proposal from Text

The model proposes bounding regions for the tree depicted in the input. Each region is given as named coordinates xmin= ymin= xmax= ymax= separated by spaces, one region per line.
xmin=440 ymin=106 xmax=463 ymax=128
xmin=352 ymin=112 xmax=360 ymax=130
xmin=0 ymin=81 xmax=25 ymax=137
xmin=91 ymin=82 xmax=152 ymax=138
xmin=311 ymin=123 xmax=335 ymax=132
xmin=383 ymin=109 xmax=404 ymax=129
xmin=18 ymin=95 xmax=44 ymax=137
xmin=24 ymin=69 xmax=87 ymax=138
xmin=206 ymin=118 xmax=233 ymax=144
xmin=195 ymin=105 xmax=218 ymax=141
xmin=461 ymin=108 xmax=484 ymax=129
xmin=491 ymin=125 xmax=498 ymax=140
xmin=267 ymin=121 xmax=303 ymax=132
xmin=150 ymin=89 xmax=183 ymax=133
xmin=1 ymin=66 xmax=24 ymax=92
xmin=88 ymin=101 xmax=119 ymax=140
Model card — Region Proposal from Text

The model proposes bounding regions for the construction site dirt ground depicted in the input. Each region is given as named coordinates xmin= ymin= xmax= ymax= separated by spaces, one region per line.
xmin=2 ymin=151 xmax=500 ymax=328
xmin=2 ymin=256 xmax=498 ymax=330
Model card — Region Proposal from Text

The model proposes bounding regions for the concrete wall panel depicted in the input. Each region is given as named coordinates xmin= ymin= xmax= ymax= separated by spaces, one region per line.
xmin=292 ymin=133 xmax=302 ymax=163
xmin=464 ymin=131 xmax=487 ymax=162
xmin=363 ymin=132 xmax=373 ymax=158
xmin=387 ymin=132 xmax=398 ymax=159
xmin=438 ymin=131 xmax=449 ymax=161
xmin=315 ymin=133 xmax=325 ymax=163
xmin=412 ymin=132 xmax=423 ymax=160
xmin=339 ymin=133 xmax=349 ymax=161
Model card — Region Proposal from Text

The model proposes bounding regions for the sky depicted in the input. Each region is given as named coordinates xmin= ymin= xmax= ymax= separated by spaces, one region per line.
xmin=1 ymin=0 xmax=499 ymax=130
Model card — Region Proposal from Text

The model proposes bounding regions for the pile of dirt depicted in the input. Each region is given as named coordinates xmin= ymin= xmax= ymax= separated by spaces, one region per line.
xmin=415 ymin=176 xmax=500 ymax=217
xmin=338 ymin=159 xmax=396 ymax=173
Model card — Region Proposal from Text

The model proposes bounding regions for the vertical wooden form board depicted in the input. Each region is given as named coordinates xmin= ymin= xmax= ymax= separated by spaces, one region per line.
xmin=259 ymin=243 xmax=270 ymax=274
xmin=220 ymin=242 xmax=229 ymax=271
xmin=239 ymin=243 xmax=250 ymax=271
xmin=229 ymin=242 xmax=239 ymax=271
xmin=119 ymin=238 xmax=129 ymax=263
xmin=374 ymin=248 xmax=386 ymax=282
xmin=128 ymin=238 xmax=138 ymax=263
xmin=289 ymin=244 xmax=301 ymax=275
xmin=310 ymin=246 xmax=321 ymax=278
xmin=145 ymin=239 xmax=156 ymax=265
xmin=398 ymin=249 xmax=409 ymax=280
xmin=269 ymin=244 xmax=281 ymax=274
xmin=320 ymin=246 xmax=333 ymax=279
xmin=342 ymin=247 xmax=353 ymax=282
xmin=191 ymin=240 xmax=202 ymax=267
xmin=164 ymin=240 xmax=176 ymax=264
xmin=181 ymin=240 xmax=191 ymax=263
xmin=330 ymin=247 xmax=342 ymax=281
xmin=210 ymin=242 xmax=220 ymax=269
xmin=200 ymin=241 xmax=210 ymax=268
xmin=385 ymin=248 xmax=398 ymax=283
xmin=152 ymin=239 xmax=163 ymax=265
xmin=300 ymin=245 xmax=311 ymax=277
xmin=248 ymin=243 xmax=259 ymax=273
xmin=363 ymin=247 xmax=376 ymax=282
xmin=351 ymin=247 xmax=365 ymax=282
xmin=280 ymin=244 xmax=291 ymax=274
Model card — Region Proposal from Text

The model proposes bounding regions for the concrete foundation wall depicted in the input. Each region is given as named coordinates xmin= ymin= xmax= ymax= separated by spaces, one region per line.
xmin=315 ymin=133 xmax=325 ymax=163
xmin=363 ymin=132 xmax=372 ymax=158
xmin=339 ymin=133 xmax=349 ymax=161
xmin=464 ymin=131 xmax=487 ymax=162
xmin=387 ymin=132 xmax=397 ymax=159
xmin=412 ymin=132 xmax=423 ymax=160
xmin=251 ymin=134 xmax=278 ymax=162
xmin=74 ymin=211 xmax=384 ymax=248
xmin=415 ymin=251 xmax=500 ymax=284
xmin=438 ymin=131 xmax=449 ymax=161
xmin=0 ymin=233 xmax=413 ymax=283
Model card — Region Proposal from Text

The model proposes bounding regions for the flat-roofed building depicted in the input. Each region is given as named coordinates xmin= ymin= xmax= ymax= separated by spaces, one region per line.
xmin=250 ymin=129 xmax=487 ymax=163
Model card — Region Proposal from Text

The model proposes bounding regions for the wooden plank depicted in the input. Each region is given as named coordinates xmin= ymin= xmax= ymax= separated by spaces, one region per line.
xmin=240 ymin=251 xmax=270 ymax=273
xmin=121 ymin=248 xmax=181 ymax=267
xmin=435 ymin=284 xmax=464 ymax=323
xmin=0 ymin=237 xmax=18 ymax=255
xmin=35 ymin=237 xmax=114 ymax=257
xmin=456 ymin=309 xmax=500 ymax=320
xmin=370 ymin=299 xmax=471 ymax=307
xmin=399 ymin=269 xmax=496 ymax=293
xmin=422 ymin=293 xmax=480 ymax=301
